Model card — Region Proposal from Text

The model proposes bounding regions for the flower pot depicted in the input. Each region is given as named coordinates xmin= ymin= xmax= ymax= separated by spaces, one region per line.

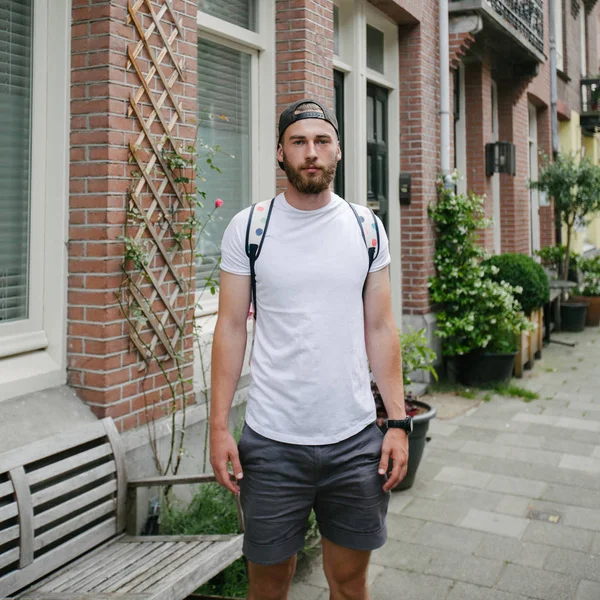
xmin=570 ymin=295 xmax=600 ymax=327
xmin=560 ymin=302 xmax=588 ymax=332
xmin=377 ymin=398 xmax=437 ymax=492
xmin=456 ymin=351 xmax=517 ymax=387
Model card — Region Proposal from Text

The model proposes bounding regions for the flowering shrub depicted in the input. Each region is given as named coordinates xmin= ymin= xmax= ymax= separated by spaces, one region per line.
xmin=574 ymin=255 xmax=600 ymax=296
xmin=428 ymin=174 xmax=531 ymax=356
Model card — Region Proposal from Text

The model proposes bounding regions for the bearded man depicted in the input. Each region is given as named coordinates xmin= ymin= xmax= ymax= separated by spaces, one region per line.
xmin=210 ymin=100 xmax=409 ymax=600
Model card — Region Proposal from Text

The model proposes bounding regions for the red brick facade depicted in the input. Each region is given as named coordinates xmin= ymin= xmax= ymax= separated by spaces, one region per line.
xmin=68 ymin=0 xmax=197 ymax=431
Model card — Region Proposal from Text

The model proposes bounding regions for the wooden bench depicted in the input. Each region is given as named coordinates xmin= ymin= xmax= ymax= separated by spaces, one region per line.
xmin=0 ymin=418 xmax=243 ymax=599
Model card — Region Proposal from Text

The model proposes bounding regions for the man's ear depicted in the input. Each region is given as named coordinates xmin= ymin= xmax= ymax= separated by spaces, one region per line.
xmin=336 ymin=141 xmax=342 ymax=162
xmin=277 ymin=142 xmax=284 ymax=163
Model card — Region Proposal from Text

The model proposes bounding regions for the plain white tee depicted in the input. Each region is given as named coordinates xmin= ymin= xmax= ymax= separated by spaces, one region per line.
xmin=220 ymin=192 xmax=391 ymax=445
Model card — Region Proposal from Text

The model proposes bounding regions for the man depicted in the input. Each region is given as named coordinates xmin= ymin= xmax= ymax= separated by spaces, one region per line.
xmin=210 ymin=99 xmax=408 ymax=600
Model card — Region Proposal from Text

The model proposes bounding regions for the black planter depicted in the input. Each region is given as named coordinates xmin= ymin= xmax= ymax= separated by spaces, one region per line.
xmin=379 ymin=399 xmax=437 ymax=492
xmin=456 ymin=351 xmax=517 ymax=387
xmin=560 ymin=302 xmax=588 ymax=332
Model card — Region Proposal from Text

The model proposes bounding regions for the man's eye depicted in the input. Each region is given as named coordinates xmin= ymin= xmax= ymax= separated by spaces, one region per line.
xmin=318 ymin=140 xmax=329 ymax=144
xmin=293 ymin=140 xmax=303 ymax=145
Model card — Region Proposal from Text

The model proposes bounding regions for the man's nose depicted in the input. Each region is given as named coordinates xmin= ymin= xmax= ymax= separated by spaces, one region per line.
xmin=305 ymin=141 xmax=318 ymax=158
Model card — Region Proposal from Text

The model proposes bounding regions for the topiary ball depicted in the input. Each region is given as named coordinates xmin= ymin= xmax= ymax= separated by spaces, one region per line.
xmin=484 ymin=253 xmax=550 ymax=316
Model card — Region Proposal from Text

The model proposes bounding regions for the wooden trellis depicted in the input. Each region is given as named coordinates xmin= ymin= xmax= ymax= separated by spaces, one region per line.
xmin=125 ymin=0 xmax=188 ymax=366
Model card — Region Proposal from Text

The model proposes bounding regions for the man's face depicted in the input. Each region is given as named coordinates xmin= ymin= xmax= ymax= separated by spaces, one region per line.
xmin=277 ymin=119 xmax=341 ymax=194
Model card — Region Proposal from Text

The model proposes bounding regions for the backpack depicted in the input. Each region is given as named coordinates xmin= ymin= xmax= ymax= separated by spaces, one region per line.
xmin=244 ymin=197 xmax=380 ymax=320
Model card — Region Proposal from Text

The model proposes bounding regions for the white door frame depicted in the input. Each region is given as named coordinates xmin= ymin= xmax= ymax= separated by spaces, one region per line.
xmin=491 ymin=81 xmax=501 ymax=254
xmin=528 ymin=102 xmax=541 ymax=254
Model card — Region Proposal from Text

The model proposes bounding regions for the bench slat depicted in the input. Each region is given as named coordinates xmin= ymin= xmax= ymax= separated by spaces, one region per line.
xmin=10 ymin=466 xmax=34 ymax=568
xmin=0 ymin=546 xmax=20 ymax=570
xmin=17 ymin=594 xmax=150 ymax=599
xmin=27 ymin=444 xmax=113 ymax=487
xmin=34 ymin=480 xmax=117 ymax=531
xmin=128 ymin=541 xmax=213 ymax=593
xmin=0 ymin=522 xmax=20 ymax=546
xmin=0 ymin=421 xmax=109 ymax=475
xmin=147 ymin=535 xmax=244 ymax=600
xmin=0 ymin=518 xmax=117 ymax=596
xmin=35 ymin=500 xmax=115 ymax=553
xmin=107 ymin=542 xmax=204 ymax=593
xmin=0 ymin=501 xmax=19 ymax=524
xmin=31 ymin=462 xmax=116 ymax=508
xmin=0 ymin=479 xmax=14 ymax=499
xmin=29 ymin=539 xmax=133 ymax=593
xmin=62 ymin=542 xmax=164 ymax=593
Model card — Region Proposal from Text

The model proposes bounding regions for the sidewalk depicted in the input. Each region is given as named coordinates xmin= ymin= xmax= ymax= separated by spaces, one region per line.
xmin=292 ymin=327 xmax=600 ymax=600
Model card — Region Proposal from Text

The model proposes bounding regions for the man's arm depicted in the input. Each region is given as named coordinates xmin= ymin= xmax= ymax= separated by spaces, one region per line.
xmin=209 ymin=271 xmax=252 ymax=494
xmin=363 ymin=266 xmax=408 ymax=491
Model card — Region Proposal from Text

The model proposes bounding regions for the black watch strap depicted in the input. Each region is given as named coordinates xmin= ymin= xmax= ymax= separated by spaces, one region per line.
xmin=386 ymin=417 xmax=413 ymax=434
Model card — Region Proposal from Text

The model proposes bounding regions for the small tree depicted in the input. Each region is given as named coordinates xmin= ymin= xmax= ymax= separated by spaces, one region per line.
xmin=531 ymin=153 xmax=600 ymax=279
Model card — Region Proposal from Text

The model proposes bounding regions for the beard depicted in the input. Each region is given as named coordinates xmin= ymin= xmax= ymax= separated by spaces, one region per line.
xmin=282 ymin=153 xmax=337 ymax=194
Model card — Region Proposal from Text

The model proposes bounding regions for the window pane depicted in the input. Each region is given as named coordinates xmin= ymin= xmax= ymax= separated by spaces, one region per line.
xmin=198 ymin=0 xmax=256 ymax=31
xmin=0 ymin=0 xmax=32 ymax=323
xmin=333 ymin=5 xmax=340 ymax=56
xmin=366 ymin=25 xmax=384 ymax=73
xmin=196 ymin=38 xmax=251 ymax=287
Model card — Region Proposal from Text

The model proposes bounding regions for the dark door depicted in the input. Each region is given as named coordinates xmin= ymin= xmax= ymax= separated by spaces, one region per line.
xmin=334 ymin=70 xmax=345 ymax=198
xmin=367 ymin=83 xmax=388 ymax=231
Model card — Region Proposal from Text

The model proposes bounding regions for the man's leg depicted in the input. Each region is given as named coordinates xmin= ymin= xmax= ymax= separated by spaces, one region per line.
xmin=247 ymin=556 xmax=297 ymax=600
xmin=321 ymin=537 xmax=371 ymax=600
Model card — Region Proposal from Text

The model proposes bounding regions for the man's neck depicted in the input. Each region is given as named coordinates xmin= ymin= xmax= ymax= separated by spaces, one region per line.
xmin=284 ymin=186 xmax=332 ymax=211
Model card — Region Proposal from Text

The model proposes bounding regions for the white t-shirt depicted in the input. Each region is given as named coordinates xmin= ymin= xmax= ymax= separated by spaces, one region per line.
xmin=220 ymin=192 xmax=391 ymax=445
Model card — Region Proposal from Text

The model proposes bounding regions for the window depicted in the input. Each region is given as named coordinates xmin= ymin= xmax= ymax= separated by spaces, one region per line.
xmin=0 ymin=0 xmax=33 ymax=326
xmin=367 ymin=83 xmax=388 ymax=231
xmin=196 ymin=2 xmax=275 ymax=295
xmin=554 ymin=0 xmax=564 ymax=71
xmin=366 ymin=25 xmax=384 ymax=73
xmin=0 ymin=0 xmax=70 ymax=399
xmin=333 ymin=70 xmax=345 ymax=197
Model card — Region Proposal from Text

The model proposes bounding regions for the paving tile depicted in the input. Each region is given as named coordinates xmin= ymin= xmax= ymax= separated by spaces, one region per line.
xmin=368 ymin=568 xmax=454 ymax=600
xmin=593 ymin=446 xmax=600 ymax=459
xmin=459 ymin=417 xmax=530 ymax=433
xmin=506 ymin=446 xmax=563 ymax=467
xmin=424 ymin=549 xmax=504 ymax=587
xmin=413 ymin=521 xmax=485 ymax=554
xmin=497 ymin=563 xmax=578 ymax=600
xmin=386 ymin=514 xmax=426 ymax=542
xmin=370 ymin=539 xmax=436 ymax=571
xmin=541 ymin=438 xmax=596 ymax=457
xmin=409 ymin=479 xmax=451 ymax=500
xmin=564 ymin=506 xmax=600 ymax=532
xmin=577 ymin=580 xmax=600 ymax=600
xmin=541 ymin=483 xmax=600 ymax=511
xmin=401 ymin=496 xmax=469 ymax=526
xmin=460 ymin=441 xmax=509 ymax=459
xmin=475 ymin=534 xmax=552 ymax=569
xmin=441 ymin=486 xmax=506 ymax=512
xmin=556 ymin=417 xmax=600 ymax=433
xmin=446 ymin=581 xmax=536 ymax=600
xmin=512 ymin=413 xmax=559 ymax=426
xmin=388 ymin=492 xmax=414 ymax=514
xmin=522 ymin=520 xmax=595 ymax=552
xmin=494 ymin=494 xmax=530 ymax=517
xmin=290 ymin=583 xmax=328 ymax=600
xmin=486 ymin=474 xmax=547 ymax=498
xmin=592 ymin=533 xmax=600 ymax=554
xmin=428 ymin=422 xmax=458 ymax=436
xmin=427 ymin=436 xmax=466 ymax=452
xmin=559 ymin=454 xmax=600 ymax=473
xmin=494 ymin=432 xmax=543 ymax=449
xmin=544 ymin=547 xmax=600 ymax=583
xmin=434 ymin=466 xmax=492 ymax=489
xmin=460 ymin=508 xmax=529 ymax=539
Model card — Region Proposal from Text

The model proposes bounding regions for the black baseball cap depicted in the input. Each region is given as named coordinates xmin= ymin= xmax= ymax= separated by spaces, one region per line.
xmin=277 ymin=99 xmax=339 ymax=170
xmin=277 ymin=99 xmax=339 ymax=143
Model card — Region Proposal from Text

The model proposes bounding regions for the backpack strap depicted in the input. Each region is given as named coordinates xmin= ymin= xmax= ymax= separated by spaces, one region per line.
xmin=245 ymin=197 xmax=275 ymax=320
xmin=347 ymin=202 xmax=380 ymax=271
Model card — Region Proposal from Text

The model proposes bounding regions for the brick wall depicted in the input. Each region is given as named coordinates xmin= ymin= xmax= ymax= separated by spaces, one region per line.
xmin=68 ymin=0 xmax=198 ymax=432
xmin=398 ymin=0 xmax=440 ymax=316
xmin=275 ymin=0 xmax=335 ymax=189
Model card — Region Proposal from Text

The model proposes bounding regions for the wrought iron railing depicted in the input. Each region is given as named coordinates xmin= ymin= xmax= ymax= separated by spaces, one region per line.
xmin=451 ymin=0 xmax=544 ymax=54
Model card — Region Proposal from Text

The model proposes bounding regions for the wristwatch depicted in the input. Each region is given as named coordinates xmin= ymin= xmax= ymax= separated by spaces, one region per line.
xmin=386 ymin=417 xmax=413 ymax=435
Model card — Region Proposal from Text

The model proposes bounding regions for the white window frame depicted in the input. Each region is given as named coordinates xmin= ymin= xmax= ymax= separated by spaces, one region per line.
xmin=0 ymin=0 xmax=70 ymax=401
xmin=554 ymin=0 xmax=564 ymax=71
xmin=195 ymin=2 xmax=275 ymax=318
xmin=455 ymin=63 xmax=467 ymax=197
xmin=333 ymin=0 xmax=402 ymax=321
xmin=580 ymin=8 xmax=587 ymax=77
xmin=528 ymin=102 xmax=541 ymax=254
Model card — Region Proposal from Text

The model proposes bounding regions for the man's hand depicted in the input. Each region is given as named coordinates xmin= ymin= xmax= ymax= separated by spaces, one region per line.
xmin=378 ymin=428 xmax=409 ymax=492
xmin=210 ymin=428 xmax=244 ymax=494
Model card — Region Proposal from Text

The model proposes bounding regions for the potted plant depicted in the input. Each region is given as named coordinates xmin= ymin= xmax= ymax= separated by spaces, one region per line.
xmin=428 ymin=175 xmax=532 ymax=387
xmin=570 ymin=254 xmax=600 ymax=326
xmin=372 ymin=327 xmax=437 ymax=491
xmin=484 ymin=253 xmax=550 ymax=374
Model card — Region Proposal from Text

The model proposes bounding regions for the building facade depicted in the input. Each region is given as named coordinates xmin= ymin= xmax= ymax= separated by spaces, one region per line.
xmin=1 ymin=0 xmax=587 ymax=465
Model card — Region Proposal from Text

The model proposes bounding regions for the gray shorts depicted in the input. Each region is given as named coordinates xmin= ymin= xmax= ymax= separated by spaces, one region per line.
xmin=237 ymin=421 xmax=390 ymax=565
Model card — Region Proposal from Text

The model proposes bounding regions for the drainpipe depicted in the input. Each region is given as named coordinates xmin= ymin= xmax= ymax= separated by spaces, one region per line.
xmin=439 ymin=0 xmax=452 ymax=187
xmin=549 ymin=0 xmax=560 ymax=156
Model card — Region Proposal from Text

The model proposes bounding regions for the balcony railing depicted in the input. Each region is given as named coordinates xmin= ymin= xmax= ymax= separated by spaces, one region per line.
xmin=451 ymin=0 xmax=544 ymax=55
xmin=581 ymin=77 xmax=600 ymax=131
